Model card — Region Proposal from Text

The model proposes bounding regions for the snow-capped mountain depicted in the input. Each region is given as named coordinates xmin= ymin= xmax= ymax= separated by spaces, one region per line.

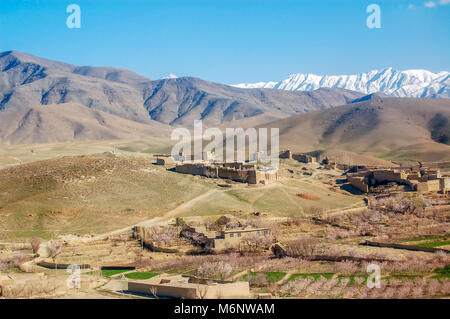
xmin=162 ymin=73 xmax=179 ymax=79
xmin=233 ymin=68 xmax=450 ymax=98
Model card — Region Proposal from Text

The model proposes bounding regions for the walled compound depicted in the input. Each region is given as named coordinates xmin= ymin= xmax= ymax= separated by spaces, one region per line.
xmin=175 ymin=162 xmax=278 ymax=184
xmin=279 ymin=149 xmax=317 ymax=163
xmin=126 ymin=274 xmax=250 ymax=299
xmin=346 ymin=166 xmax=450 ymax=193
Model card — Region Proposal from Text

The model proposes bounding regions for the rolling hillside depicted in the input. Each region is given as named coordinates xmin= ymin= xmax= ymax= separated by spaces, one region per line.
xmin=263 ymin=95 xmax=450 ymax=162
xmin=0 ymin=51 xmax=364 ymax=129
xmin=0 ymin=103 xmax=172 ymax=145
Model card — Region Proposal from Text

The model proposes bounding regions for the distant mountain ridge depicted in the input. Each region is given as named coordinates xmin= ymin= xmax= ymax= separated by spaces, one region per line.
xmin=1 ymin=49 xmax=449 ymax=159
xmin=0 ymin=50 xmax=365 ymax=127
xmin=233 ymin=68 xmax=450 ymax=99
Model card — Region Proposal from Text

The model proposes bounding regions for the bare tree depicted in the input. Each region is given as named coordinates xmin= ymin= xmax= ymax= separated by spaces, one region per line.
xmin=196 ymin=261 xmax=232 ymax=280
xmin=285 ymin=237 xmax=319 ymax=259
xmin=149 ymin=227 xmax=178 ymax=246
xmin=197 ymin=286 xmax=209 ymax=299
xmin=47 ymin=241 xmax=62 ymax=271
xmin=149 ymin=286 xmax=159 ymax=299
xmin=31 ymin=238 xmax=42 ymax=256
xmin=239 ymin=234 xmax=273 ymax=254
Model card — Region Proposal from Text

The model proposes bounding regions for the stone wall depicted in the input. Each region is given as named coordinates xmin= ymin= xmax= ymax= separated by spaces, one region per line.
xmin=372 ymin=170 xmax=406 ymax=184
xmin=279 ymin=149 xmax=316 ymax=163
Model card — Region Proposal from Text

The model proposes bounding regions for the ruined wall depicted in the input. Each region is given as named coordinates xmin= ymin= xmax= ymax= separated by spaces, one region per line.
xmin=255 ymin=170 xmax=278 ymax=184
xmin=279 ymin=150 xmax=292 ymax=159
xmin=347 ymin=167 xmax=445 ymax=194
xmin=347 ymin=175 xmax=369 ymax=192
xmin=292 ymin=154 xmax=316 ymax=163
xmin=175 ymin=163 xmax=205 ymax=176
xmin=440 ymin=178 xmax=450 ymax=192
xmin=417 ymin=180 xmax=441 ymax=193
xmin=156 ymin=157 xmax=174 ymax=165
xmin=372 ymin=170 xmax=406 ymax=184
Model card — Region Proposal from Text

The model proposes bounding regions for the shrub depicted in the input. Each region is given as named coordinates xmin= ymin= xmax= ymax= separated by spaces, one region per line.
xmin=148 ymin=227 xmax=178 ymax=246
xmin=248 ymin=273 xmax=268 ymax=287
xmin=279 ymin=277 xmax=313 ymax=296
xmin=0 ymin=254 xmax=27 ymax=271
xmin=195 ymin=261 xmax=232 ymax=280
xmin=335 ymin=260 xmax=359 ymax=275
xmin=47 ymin=241 xmax=62 ymax=263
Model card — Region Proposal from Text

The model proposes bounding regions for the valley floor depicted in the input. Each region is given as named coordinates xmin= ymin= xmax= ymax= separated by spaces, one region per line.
xmin=0 ymin=139 xmax=449 ymax=299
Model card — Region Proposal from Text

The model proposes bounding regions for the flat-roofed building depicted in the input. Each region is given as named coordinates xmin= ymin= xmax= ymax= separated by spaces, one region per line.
xmin=126 ymin=274 xmax=250 ymax=299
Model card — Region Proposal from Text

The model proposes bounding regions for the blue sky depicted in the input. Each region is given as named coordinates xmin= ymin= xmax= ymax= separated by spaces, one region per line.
xmin=0 ymin=0 xmax=449 ymax=84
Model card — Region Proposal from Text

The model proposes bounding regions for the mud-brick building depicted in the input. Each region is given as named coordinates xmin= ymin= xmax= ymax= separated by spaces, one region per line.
xmin=155 ymin=154 xmax=175 ymax=165
xmin=212 ymin=227 xmax=271 ymax=250
xmin=279 ymin=149 xmax=316 ymax=163
xmin=127 ymin=274 xmax=250 ymax=299
xmin=175 ymin=162 xmax=278 ymax=184
xmin=346 ymin=166 xmax=449 ymax=193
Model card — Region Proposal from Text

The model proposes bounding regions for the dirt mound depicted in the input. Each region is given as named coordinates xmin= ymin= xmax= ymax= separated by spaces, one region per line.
xmin=296 ymin=193 xmax=320 ymax=200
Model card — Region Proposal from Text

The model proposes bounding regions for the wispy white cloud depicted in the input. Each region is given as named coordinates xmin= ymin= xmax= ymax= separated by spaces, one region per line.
xmin=424 ymin=0 xmax=450 ymax=7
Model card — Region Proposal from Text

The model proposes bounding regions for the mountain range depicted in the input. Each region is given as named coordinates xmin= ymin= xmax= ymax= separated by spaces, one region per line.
xmin=0 ymin=50 xmax=449 ymax=163
xmin=234 ymin=68 xmax=450 ymax=99
xmin=0 ymin=50 xmax=363 ymax=128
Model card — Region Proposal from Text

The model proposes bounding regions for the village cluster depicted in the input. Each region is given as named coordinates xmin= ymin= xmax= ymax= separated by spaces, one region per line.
xmin=1 ymin=148 xmax=449 ymax=300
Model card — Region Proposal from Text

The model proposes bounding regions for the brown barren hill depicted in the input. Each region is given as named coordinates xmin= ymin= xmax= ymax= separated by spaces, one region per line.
xmin=0 ymin=103 xmax=172 ymax=145
xmin=0 ymin=51 xmax=365 ymax=127
xmin=263 ymin=95 xmax=450 ymax=162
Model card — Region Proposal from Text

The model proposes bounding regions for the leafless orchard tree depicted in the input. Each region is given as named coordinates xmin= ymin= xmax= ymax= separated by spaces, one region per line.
xmin=149 ymin=227 xmax=178 ymax=246
xmin=149 ymin=286 xmax=158 ymax=299
xmin=47 ymin=241 xmax=62 ymax=271
xmin=31 ymin=237 xmax=42 ymax=256
xmin=197 ymin=286 xmax=209 ymax=299
xmin=238 ymin=234 xmax=270 ymax=254
xmin=285 ymin=237 xmax=319 ymax=259
xmin=196 ymin=261 xmax=232 ymax=280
